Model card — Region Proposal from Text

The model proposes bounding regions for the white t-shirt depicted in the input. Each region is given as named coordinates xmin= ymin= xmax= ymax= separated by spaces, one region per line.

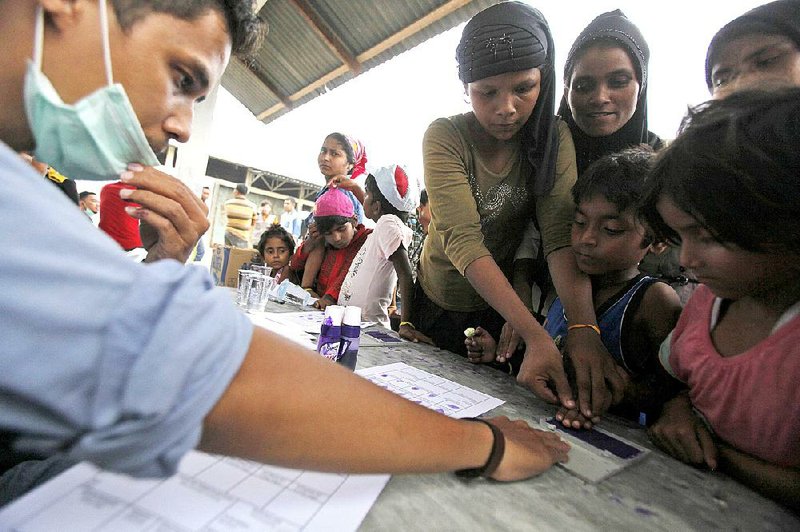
xmin=338 ymin=214 xmax=412 ymax=326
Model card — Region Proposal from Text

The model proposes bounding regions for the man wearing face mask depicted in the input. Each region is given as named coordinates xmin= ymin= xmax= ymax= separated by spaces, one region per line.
xmin=0 ymin=0 xmax=570 ymax=501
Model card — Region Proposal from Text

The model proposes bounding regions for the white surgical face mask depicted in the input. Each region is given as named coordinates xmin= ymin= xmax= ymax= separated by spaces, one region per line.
xmin=23 ymin=1 xmax=159 ymax=181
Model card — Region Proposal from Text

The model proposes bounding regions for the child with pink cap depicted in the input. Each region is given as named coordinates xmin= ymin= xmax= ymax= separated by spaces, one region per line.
xmin=339 ymin=165 xmax=432 ymax=343
xmin=288 ymin=187 xmax=371 ymax=310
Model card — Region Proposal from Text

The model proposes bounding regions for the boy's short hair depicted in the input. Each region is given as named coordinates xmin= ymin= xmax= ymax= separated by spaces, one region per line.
xmin=110 ymin=0 xmax=266 ymax=58
xmin=572 ymin=147 xmax=654 ymax=213
xmin=365 ymin=174 xmax=409 ymax=223
xmin=79 ymin=191 xmax=95 ymax=200
xmin=257 ymin=225 xmax=295 ymax=257
xmin=316 ymin=215 xmax=355 ymax=235
xmin=641 ymin=88 xmax=800 ymax=254
xmin=235 ymin=183 xmax=249 ymax=195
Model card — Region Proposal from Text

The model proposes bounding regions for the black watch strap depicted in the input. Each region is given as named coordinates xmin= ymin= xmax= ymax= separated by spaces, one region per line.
xmin=455 ymin=418 xmax=505 ymax=479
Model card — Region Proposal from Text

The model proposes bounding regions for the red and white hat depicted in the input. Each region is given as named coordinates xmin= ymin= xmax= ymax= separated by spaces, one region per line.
xmin=374 ymin=164 xmax=419 ymax=213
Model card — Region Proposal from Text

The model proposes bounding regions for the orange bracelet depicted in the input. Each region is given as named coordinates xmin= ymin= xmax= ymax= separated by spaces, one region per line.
xmin=567 ymin=323 xmax=601 ymax=335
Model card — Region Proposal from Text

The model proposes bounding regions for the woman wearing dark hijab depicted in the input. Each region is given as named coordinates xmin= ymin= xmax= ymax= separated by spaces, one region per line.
xmin=414 ymin=2 xmax=621 ymax=417
xmin=559 ymin=9 xmax=663 ymax=176
xmin=554 ymin=10 xmax=693 ymax=292
xmin=705 ymin=0 xmax=800 ymax=99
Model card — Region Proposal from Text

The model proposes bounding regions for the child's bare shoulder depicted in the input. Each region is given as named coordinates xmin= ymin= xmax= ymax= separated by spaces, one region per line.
xmin=635 ymin=281 xmax=682 ymax=339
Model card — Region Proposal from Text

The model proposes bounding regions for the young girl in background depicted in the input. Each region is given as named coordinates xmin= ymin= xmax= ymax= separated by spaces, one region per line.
xmin=257 ymin=225 xmax=298 ymax=284
xmin=299 ymin=133 xmax=368 ymax=290
xmin=339 ymin=165 xmax=432 ymax=343
xmin=641 ymin=88 xmax=800 ymax=511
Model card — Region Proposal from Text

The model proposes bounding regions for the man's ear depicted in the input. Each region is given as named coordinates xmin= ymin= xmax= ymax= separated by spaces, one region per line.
xmin=40 ymin=0 xmax=85 ymax=32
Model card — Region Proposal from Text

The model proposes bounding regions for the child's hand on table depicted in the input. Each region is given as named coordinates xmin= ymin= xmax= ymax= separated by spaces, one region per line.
xmin=399 ymin=324 xmax=434 ymax=345
xmin=465 ymin=327 xmax=499 ymax=364
xmin=555 ymin=407 xmax=594 ymax=430
xmin=648 ymin=393 xmax=718 ymax=470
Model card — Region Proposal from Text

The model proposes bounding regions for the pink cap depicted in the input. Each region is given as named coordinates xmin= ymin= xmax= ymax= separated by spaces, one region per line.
xmin=315 ymin=187 xmax=354 ymax=218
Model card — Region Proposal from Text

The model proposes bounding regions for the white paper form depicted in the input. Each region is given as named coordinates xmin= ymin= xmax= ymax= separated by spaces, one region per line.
xmin=357 ymin=362 xmax=505 ymax=418
xmin=249 ymin=313 xmax=318 ymax=348
xmin=0 ymin=452 xmax=389 ymax=532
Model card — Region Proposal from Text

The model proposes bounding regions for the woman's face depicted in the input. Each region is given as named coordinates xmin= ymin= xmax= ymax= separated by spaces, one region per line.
xmin=318 ymin=137 xmax=352 ymax=179
xmin=566 ymin=44 xmax=640 ymax=138
xmin=467 ymin=68 xmax=541 ymax=141
xmin=710 ymin=33 xmax=800 ymax=100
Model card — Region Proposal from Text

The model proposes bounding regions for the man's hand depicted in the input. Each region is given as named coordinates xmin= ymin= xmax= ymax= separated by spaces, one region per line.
xmin=516 ymin=338 xmax=575 ymax=408
xmin=564 ymin=329 xmax=626 ymax=420
xmin=485 ymin=416 xmax=570 ymax=481
xmin=119 ymin=164 xmax=209 ymax=263
xmin=648 ymin=393 xmax=717 ymax=470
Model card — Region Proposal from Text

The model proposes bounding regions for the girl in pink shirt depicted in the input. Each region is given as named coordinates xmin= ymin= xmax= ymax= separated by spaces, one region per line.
xmin=640 ymin=88 xmax=800 ymax=511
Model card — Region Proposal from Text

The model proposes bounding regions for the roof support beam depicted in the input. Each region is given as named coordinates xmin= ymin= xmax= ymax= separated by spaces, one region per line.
xmin=257 ymin=0 xmax=471 ymax=122
xmin=289 ymin=0 xmax=361 ymax=74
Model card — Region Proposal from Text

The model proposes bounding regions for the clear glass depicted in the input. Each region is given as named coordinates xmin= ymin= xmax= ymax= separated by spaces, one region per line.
xmin=236 ymin=269 xmax=256 ymax=307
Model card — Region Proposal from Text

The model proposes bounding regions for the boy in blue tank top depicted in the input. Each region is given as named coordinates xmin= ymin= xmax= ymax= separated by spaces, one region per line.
xmin=467 ymin=148 xmax=682 ymax=428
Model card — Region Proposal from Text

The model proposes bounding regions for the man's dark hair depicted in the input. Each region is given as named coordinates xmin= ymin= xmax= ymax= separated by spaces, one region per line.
xmin=260 ymin=199 xmax=270 ymax=207
xmin=110 ymin=0 xmax=266 ymax=58
xmin=572 ymin=146 xmax=654 ymax=213
xmin=284 ymin=197 xmax=296 ymax=207
xmin=257 ymin=225 xmax=295 ymax=258
xmin=202 ymin=186 xmax=210 ymax=190
xmin=364 ymin=174 xmax=409 ymax=223
xmin=419 ymin=189 xmax=428 ymax=207
xmin=641 ymin=88 xmax=800 ymax=254
xmin=235 ymin=183 xmax=249 ymax=195
xmin=79 ymin=191 xmax=95 ymax=200
xmin=316 ymin=215 xmax=355 ymax=235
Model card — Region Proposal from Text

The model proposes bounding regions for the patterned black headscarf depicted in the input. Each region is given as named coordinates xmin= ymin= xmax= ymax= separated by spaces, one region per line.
xmin=558 ymin=10 xmax=662 ymax=175
xmin=456 ymin=1 xmax=558 ymax=196
xmin=705 ymin=0 xmax=800 ymax=90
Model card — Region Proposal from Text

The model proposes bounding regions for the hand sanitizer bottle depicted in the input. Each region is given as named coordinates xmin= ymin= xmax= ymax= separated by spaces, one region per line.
xmin=316 ymin=305 xmax=344 ymax=361
xmin=338 ymin=306 xmax=361 ymax=370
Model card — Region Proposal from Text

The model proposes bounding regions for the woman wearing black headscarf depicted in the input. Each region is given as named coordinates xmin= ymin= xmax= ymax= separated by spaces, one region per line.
xmin=555 ymin=10 xmax=692 ymax=292
xmin=559 ymin=10 xmax=663 ymax=176
xmin=414 ymin=2 xmax=620 ymax=416
xmin=705 ymin=0 xmax=800 ymax=99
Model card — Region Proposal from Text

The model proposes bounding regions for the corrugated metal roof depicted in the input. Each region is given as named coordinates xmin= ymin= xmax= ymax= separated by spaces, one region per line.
xmin=222 ymin=0 xmax=500 ymax=124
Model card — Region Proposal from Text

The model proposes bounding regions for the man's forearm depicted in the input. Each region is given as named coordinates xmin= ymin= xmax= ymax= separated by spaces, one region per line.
xmin=200 ymin=327 xmax=495 ymax=474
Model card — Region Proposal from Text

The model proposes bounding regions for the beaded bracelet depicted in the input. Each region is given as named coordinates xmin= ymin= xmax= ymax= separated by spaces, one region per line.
xmin=455 ymin=418 xmax=505 ymax=480
xmin=567 ymin=323 xmax=601 ymax=335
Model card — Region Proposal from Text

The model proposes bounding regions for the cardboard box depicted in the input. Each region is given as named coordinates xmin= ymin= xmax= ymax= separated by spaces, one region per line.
xmin=210 ymin=244 xmax=260 ymax=287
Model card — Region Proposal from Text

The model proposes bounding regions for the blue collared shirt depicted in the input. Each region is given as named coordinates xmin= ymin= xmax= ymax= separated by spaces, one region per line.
xmin=0 ymin=142 xmax=253 ymax=477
